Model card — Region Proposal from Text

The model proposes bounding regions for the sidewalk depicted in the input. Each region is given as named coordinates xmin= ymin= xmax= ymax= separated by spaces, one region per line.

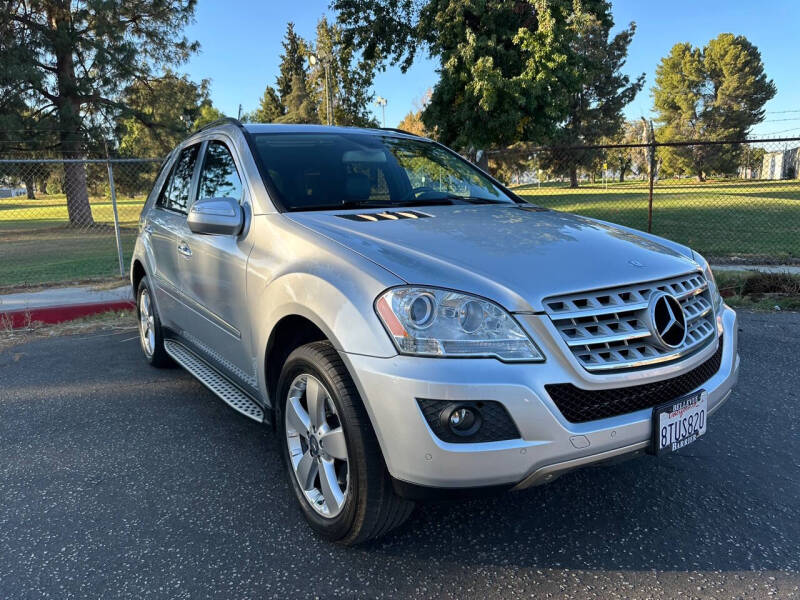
xmin=0 ymin=283 xmax=134 ymax=329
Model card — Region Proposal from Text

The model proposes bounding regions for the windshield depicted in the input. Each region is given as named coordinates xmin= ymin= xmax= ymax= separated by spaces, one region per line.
xmin=251 ymin=132 xmax=517 ymax=211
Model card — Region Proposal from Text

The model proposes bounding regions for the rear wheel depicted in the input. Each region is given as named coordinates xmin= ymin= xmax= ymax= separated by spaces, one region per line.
xmin=276 ymin=341 xmax=414 ymax=544
xmin=136 ymin=276 xmax=171 ymax=367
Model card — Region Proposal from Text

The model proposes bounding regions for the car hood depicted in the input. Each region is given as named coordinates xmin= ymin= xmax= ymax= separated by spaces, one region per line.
xmin=287 ymin=204 xmax=699 ymax=312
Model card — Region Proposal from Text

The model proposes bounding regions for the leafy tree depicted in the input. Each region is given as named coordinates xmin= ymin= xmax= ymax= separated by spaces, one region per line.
xmin=249 ymin=86 xmax=283 ymax=123
xmin=308 ymin=17 xmax=378 ymax=127
xmin=194 ymin=104 xmax=225 ymax=130
xmin=333 ymin=0 xmax=619 ymax=153
xmin=537 ymin=10 xmax=644 ymax=187
xmin=397 ymin=90 xmax=432 ymax=137
xmin=0 ymin=99 xmax=59 ymax=198
xmin=0 ymin=1 xmax=198 ymax=225
xmin=605 ymin=120 xmax=648 ymax=182
xmin=117 ymin=72 xmax=213 ymax=158
xmin=652 ymin=34 xmax=776 ymax=181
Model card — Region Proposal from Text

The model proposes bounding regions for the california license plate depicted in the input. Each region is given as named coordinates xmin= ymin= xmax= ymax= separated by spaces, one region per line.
xmin=652 ymin=390 xmax=708 ymax=455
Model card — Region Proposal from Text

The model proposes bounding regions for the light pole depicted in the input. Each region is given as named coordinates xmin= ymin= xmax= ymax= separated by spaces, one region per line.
xmin=308 ymin=52 xmax=334 ymax=126
xmin=375 ymin=96 xmax=387 ymax=128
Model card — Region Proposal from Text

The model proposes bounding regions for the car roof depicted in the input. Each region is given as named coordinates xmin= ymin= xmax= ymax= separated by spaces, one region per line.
xmin=242 ymin=123 xmax=424 ymax=139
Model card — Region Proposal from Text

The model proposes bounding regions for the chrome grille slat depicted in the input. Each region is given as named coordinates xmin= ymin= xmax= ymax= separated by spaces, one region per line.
xmin=544 ymin=272 xmax=716 ymax=372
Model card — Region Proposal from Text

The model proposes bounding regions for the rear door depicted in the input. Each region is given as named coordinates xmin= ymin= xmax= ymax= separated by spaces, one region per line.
xmin=146 ymin=144 xmax=201 ymax=331
xmin=176 ymin=139 xmax=257 ymax=390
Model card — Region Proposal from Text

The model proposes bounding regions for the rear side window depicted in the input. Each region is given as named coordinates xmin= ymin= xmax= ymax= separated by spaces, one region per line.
xmin=197 ymin=141 xmax=243 ymax=202
xmin=157 ymin=144 xmax=200 ymax=214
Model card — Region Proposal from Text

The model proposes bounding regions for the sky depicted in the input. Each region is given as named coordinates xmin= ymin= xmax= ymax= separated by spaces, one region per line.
xmin=183 ymin=0 xmax=800 ymax=138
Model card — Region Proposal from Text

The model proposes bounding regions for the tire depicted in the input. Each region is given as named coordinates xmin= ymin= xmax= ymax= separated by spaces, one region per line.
xmin=136 ymin=276 xmax=171 ymax=368
xmin=276 ymin=341 xmax=414 ymax=544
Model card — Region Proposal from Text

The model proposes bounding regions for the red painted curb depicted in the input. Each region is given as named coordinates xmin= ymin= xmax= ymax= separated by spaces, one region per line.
xmin=1 ymin=300 xmax=135 ymax=329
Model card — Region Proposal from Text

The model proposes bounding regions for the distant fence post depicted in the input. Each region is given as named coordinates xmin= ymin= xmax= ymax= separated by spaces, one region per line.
xmin=643 ymin=118 xmax=656 ymax=233
xmin=105 ymin=159 xmax=125 ymax=277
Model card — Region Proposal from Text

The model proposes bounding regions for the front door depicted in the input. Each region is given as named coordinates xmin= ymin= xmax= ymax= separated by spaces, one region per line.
xmin=177 ymin=139 xmax=256 ymax=390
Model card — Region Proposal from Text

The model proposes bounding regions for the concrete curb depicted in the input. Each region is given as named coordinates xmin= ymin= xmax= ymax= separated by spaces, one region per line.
xmin=0 ymin=283 xmax=134 ymax=330
xmin=2 ymin=300 xmax=135 ymax=329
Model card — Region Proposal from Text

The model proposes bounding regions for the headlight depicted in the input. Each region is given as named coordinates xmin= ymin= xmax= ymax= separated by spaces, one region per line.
xmin=694 ymin=252 xmax=722 ymax=311
xmin=375 ymin=287 xmax=544 ymax=361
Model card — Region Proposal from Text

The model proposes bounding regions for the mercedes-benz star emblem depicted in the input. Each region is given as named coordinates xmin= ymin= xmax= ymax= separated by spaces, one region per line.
xmin=648 ymin=291 xmax=687 ymax=349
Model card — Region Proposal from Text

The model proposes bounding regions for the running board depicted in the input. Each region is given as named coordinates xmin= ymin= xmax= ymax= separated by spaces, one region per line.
xmin=164 ymin=340 xmax=265 ymax=423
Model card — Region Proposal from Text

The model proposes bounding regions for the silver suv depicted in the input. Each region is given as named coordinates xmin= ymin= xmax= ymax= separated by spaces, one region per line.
xmin=131 ymin=120 xmax=739 ymax=544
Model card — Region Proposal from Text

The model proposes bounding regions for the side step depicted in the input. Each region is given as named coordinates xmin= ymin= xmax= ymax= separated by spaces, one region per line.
xmin=164 ymin=340 xmax=265 ymax=423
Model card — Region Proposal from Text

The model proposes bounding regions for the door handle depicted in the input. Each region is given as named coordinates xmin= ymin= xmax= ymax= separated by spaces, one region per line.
xmin=177 ymin=240 xmax=192 ymax=257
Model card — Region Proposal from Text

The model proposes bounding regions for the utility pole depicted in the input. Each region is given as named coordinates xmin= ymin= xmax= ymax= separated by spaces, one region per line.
xmin=309 ymin=52 xmax=334 ymax=126
xmin=375 ymin=96 xmax=387 ymax=128
xmin=237 ymin=104 xmax=243 ymax=120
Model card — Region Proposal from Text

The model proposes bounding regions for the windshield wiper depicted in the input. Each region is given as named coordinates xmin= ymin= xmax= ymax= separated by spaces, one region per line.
xmin=441 ymin=195 xmax=510 ymax=205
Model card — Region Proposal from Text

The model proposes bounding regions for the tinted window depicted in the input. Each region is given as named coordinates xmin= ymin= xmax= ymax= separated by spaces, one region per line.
xmin=252 ymin=133 xmax=513 ymax=211
xmin=157 ymin=144 xmax=199 ymax=214
xmin=198 ymin=141 xmax=243 ymax=201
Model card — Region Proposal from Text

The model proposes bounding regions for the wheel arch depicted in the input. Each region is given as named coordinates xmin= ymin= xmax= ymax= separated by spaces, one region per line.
xmin=131 ymin=259 xmax=147 ymax=295
xmin=264 ymin=314 xmax=329 ymax=417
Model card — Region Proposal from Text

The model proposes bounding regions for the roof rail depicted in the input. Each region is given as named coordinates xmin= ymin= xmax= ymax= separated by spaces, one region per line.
xmin=196 ymin=117 xmax=245 ymax=133
xmin=378 ymin=127 xmax=419 ymax=137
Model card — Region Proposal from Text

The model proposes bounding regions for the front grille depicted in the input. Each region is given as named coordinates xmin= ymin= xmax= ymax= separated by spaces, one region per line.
xmin=543 ymin=272 xmax=716 ymax=372
xmin=545 ymin=336 xmax=723 ymax=423
xmin=417 ymin=399 xmax=520 ymax=443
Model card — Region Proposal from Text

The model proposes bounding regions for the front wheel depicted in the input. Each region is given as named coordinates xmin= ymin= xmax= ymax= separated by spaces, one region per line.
xmin=276 ymin=341 xmax=414 ymax=544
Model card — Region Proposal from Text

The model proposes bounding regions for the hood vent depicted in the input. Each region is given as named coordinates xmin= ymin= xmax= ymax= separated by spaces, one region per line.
xmin=337 ymin=210 xmax=432 ymax=222
xmin=517 ymin=205 xmax=549 ymax=213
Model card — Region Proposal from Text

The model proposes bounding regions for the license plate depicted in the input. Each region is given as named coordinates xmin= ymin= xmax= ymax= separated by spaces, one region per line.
xmin=652 ymin=390 xmax=708 ymax=455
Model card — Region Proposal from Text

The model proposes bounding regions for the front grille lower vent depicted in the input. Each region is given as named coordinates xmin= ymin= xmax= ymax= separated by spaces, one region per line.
xmin=337 ymin=210 xmax=431 ymax=222
xmin=543 ymin=272 xmax=716 ymax=372
xmin=545 ymin=336 xmax=723 ymax=423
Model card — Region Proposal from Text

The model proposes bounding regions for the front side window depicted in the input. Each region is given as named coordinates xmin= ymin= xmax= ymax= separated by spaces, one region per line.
xmin=251 ymin=133 xmax=515 ymax=211
xmin=157 ymin=144 xmax=200 ymax=214
xmin=198 ymin=141 xmax=243 ymax=202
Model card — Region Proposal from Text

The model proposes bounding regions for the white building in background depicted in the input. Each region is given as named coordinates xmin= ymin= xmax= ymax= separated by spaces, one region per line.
xmin=761 ymin=147 xmax=800 ymax=180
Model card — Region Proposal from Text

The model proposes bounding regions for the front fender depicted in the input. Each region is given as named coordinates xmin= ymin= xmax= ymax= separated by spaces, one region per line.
xmin=256 ymin=271 xmax=398 ymax=358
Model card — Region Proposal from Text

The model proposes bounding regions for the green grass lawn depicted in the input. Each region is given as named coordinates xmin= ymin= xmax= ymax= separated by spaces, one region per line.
xmin=514 ymin=178 xmax=800 ymax=259
xmin=0 ymin=193 xmax=145 ymax=287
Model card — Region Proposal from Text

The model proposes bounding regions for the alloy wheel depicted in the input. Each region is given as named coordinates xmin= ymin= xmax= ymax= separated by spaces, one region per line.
xmin=285 ymin=373 xmax=350 ymax=518
xmin=138 ymin=288 xmax=155 ymax=357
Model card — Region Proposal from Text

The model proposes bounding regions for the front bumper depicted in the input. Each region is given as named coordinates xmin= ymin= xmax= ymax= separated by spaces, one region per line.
xmin=341 ymin=305 xmax=739 ymax=491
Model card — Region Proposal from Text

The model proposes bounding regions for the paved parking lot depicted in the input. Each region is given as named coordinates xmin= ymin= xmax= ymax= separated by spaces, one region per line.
xmin=1 ymin=311 xmax=799 ymax=599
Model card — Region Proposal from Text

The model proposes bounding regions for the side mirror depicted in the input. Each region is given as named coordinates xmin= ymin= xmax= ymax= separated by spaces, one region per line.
xmin=187 ymin=197 xmax=243 ymax=235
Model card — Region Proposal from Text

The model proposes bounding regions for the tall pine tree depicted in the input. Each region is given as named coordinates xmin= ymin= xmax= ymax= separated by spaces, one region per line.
xmin=0 ymin=1 xmax=198 ymax=226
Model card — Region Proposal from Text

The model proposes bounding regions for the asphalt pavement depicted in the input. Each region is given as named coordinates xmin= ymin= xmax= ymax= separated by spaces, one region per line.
xmin=1 ymin=311 xmax=798 ymax=599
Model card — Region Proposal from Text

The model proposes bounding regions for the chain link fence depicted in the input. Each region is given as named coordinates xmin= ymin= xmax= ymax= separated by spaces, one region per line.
xmin=0 ymin=158 xmax=161 ymax=288
xmin=493 ymin=138 xmax=800 ymax=262
xmin=1 ymin=137 xmax=799 ymax=288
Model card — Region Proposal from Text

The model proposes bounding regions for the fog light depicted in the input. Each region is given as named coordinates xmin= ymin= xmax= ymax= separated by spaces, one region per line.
xmin=441 ymin=403 xmax=483 ymax=437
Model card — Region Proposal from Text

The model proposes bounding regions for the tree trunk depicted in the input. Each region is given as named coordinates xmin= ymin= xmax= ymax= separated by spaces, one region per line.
xmin=38 ymin=178 xmax=48 ymax=195
xmin=24 ymin=173 xmax=36 ymax=199
xmin=696 ymin=170 xmax=705 ymax=182
xmin=51 ymin=4 xmax=94 ymax=227
xmin=569 ymin=167 xmax=579 ymax=188
xmin=619 ymin=169 xmax=626 ymax=183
